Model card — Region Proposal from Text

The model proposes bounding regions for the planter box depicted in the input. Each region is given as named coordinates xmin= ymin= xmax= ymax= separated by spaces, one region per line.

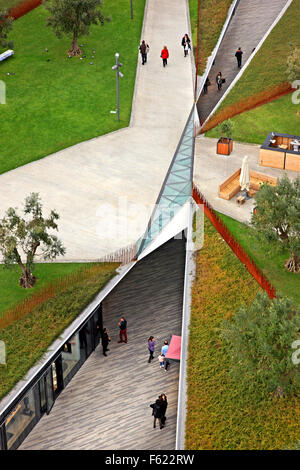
xmin=217 ymin=138 xmax=233 ymax=155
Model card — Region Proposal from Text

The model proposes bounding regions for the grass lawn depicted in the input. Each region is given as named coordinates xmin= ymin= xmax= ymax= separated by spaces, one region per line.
xmin=0 ymin=262 xmax=119 ymax=400
xmin=186 ymin=216 xmax=300 ymax=449
xmin=206 ymin=93 xmax=300 ymax=144
xmin=0 ymin=262 xmax=106 ymax=313
xmin=0 ymin=0 xmax=145 ymax=175
xmin=189 ymin=0 xmax=232 ymax=75
xmin=217 ymin=212 xmax=300 ymax=306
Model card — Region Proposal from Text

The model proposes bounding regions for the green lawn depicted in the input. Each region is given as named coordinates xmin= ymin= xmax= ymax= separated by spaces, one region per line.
xmin=189 ymin=0 xmax=232 ymax=75
xmin=0 ymin=262 xmax=103 ymax=313
xmin=186 ymin=216 xmax=300 ymax=449
xmin=206 ymin=93 xmax=300 ymax=144
xmin=0 ymin=262 xmax=119 ymax=400
xmin=0 ymin=0 xmax=145 ymax=175
xmin=217 ymin=211 xmax=300 ymax=306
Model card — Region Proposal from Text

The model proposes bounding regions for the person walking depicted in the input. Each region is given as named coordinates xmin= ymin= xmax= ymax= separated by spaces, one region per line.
xmin=118 ymin=317 xmax=127 ymax=343
xmin=203 ymin=76 xmax=210 ymax=94
xmin=216 ymin=72 xmax=223 ymax=91
xmin=159 ymin=393 xmax=168 ymax=426
xmin=150 ymin=399 xmax=164 ymax=429
xmin=101 ymin=327 xmax=111 ymax=357
xmin=235 ymin=47 xmax=243 ymax=68
xmin=148 ymin=336 xmax=156 ymax=363
xmin=161 ymin=46 xmax=169 ymax=67
xmin=161 ymin=340 xmax=170 ymax=371
xmin=181 ymin=34 xmax=191 ymax=57
xmin=139 ymin=40 xmax=149 ymax=65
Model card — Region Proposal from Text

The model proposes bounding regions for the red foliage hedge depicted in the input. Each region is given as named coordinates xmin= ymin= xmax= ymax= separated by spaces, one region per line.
xmin=8 ymin=0 xmax=42 ymax=20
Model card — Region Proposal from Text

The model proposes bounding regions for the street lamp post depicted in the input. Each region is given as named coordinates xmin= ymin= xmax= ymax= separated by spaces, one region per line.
xmin=130 ymin=0 xmax=133 ymax=19
xmin=112 ymin=53 xmax=124 ymax=122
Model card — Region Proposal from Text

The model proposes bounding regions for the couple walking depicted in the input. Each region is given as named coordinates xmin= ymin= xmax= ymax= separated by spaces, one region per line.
xmin=139 ymin=40 xmax=169 ymax=68
xmin=150 ymin=393 xmax=168 ymax=429
xmin=148 ymin=337 xmax=170 ymax=371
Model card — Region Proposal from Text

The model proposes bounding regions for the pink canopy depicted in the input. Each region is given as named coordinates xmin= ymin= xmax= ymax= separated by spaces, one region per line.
xmin=165 ymin=335 xmax=181 ymax=361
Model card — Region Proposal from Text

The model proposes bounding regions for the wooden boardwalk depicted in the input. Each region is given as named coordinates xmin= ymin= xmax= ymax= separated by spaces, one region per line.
xmin=197 ymin=0 xmax=289 ymax=122
xmin=20 ymin=237 xmax=186 ymax=450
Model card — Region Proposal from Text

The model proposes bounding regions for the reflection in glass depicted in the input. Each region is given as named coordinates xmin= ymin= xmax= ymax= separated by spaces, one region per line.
xmin=5 ymin=389 xmax=36 ymax=449
xmin=62 ymin=333 xmax=80 ymax=384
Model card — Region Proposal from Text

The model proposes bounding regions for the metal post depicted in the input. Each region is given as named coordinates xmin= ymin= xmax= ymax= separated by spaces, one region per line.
xmin=115 ymin=53 xmax=120 ymax=122
xmin=130 ymin=0 xmax=133 ymax=19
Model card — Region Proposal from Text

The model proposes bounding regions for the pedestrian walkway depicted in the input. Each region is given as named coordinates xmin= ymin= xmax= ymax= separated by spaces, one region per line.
xmin=197 ymin=0 xmax=289 ymax=123
xmin=20 ymin=237 xmax=185 ymax=450
xmin=0 ymin=0 xmax=194 ymax=262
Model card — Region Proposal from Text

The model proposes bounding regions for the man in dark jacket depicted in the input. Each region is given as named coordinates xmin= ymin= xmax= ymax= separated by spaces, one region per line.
xmin=139 ymin=40 xmax=149 ymax=65
xmin=235 ymin=47 xmax=243 ymax=68
xmin=102 ymin=328 xmax=111 ymax=356
xmin=150 ymin=399 xmax=164 ymax=429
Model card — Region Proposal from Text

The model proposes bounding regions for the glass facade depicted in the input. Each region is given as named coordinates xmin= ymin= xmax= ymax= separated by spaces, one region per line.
xmin=5 ymin=388 xmax=37 ymax=450
xmin=0 ymin=304 xmax=103 ymax=450
xmin=62 ymin=333 xmax=82 ymax=386
xmin=136 ymin=106 xmax=195 ymax=256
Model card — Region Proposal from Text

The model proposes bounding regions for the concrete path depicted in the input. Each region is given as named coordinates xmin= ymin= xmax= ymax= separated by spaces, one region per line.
xmin=193 ymin=135 xmax=299 ymax=224
xmin=197 ymin=0 xmax=289 ymax=123
xmin=0 ymin=0 xmax=194 ymax=262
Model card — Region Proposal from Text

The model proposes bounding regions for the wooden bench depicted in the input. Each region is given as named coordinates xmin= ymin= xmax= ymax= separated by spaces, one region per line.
xmin=0 ymin=50 xmax=14 ymax=62
xmin=218 ymin=168 xmax=278 ymax=200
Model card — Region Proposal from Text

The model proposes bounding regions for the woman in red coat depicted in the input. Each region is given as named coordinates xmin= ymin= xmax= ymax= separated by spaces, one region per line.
xmin=161 ymin=46 xmax=169 ymax=67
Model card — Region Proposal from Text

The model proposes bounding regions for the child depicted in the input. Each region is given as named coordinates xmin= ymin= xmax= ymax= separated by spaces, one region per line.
xmin=158 ymin=353 xmax=165 ymax=368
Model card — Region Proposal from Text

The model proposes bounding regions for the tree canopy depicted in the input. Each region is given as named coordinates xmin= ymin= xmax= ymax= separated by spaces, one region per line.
xmin=221 ymin=291 xmax=300 ymax=398
xmin=0 ymin=193 xmax=66 ymax=288
xmin=251 ymin=174 xmax=300 ymax=272
xmin=45 ymin=0 xmax=110 ymax=56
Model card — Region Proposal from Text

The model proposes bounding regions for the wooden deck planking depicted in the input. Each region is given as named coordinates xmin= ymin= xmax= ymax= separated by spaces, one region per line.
xmin=197 ymin=0 xmax=289 ymax=122
xmin=20 ymin=237 xmax=186 ymax=450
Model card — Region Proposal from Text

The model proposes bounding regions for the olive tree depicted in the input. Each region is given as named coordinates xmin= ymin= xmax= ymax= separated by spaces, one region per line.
xmin=220 ymin=291 xmax=300 ymax=398
xmin=45 ymin=0 xmax=110 ymax=56
xmin=0 ymin=193 xmax=66 ymax=288
xmin=251 ymin=174 xmax=300 ymax=273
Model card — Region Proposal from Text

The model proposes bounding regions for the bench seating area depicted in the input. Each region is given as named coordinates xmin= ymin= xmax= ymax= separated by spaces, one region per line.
xmin=0 ymin=50 xmax=14 ymax=62
xmin=218 ymin=168 xmax=278 ymax=200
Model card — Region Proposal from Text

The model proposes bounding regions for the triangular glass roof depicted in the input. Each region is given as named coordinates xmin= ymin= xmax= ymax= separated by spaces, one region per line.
xmin=136 ymin=105 xmax=196 ymax=256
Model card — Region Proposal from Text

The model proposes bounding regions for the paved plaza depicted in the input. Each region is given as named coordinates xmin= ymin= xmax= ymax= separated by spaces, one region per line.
xmin=194 ymin=135 xmax=299 ymax=224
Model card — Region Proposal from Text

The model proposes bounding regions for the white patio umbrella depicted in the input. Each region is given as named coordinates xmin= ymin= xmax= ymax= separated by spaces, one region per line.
xmin=240 ymin=155 xmax=250 ymax=192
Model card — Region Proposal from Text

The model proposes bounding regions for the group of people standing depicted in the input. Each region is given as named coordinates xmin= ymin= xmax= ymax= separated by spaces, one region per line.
xmin=138 ymin=33 xmax=191 ymax=68
xmin=101 ymin=316 xmax=127 ymax=356
xmin=203 ymin=47 xmax=244 ymax=95
xmin=148 ymin=337 xmax=170 ymax=371
xmin=150 ymin=393 xmax=168 ymax=429
xmin=101 ymin=321 xmax=171 ymax=431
